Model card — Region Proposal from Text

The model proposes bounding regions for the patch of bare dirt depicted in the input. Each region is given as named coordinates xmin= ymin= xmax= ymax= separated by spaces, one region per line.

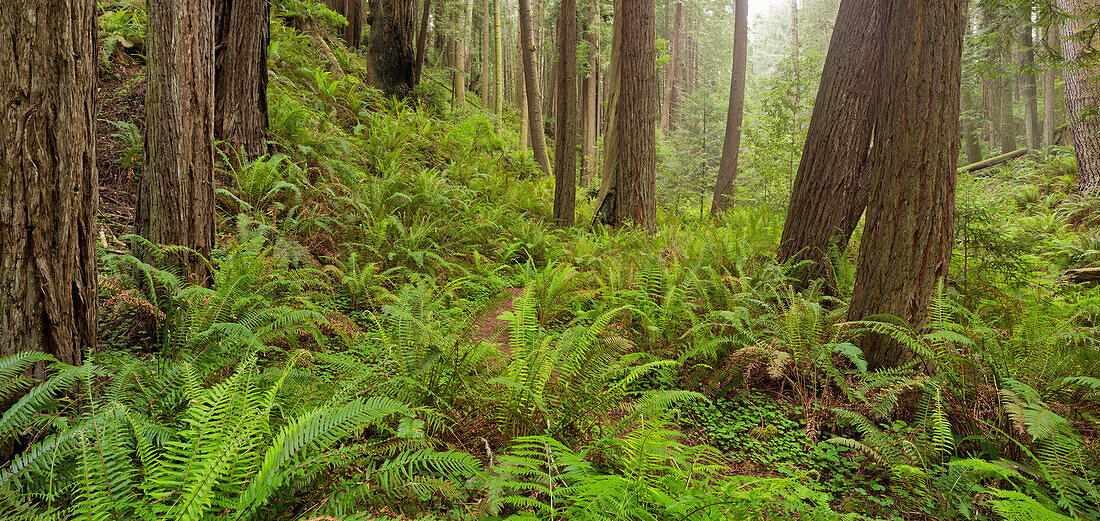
xmin=469 ymin=288 xmax=523 ymax=358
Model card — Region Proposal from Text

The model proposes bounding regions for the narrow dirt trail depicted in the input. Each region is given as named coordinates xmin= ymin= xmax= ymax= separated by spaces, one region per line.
xmin=469 ymin=288 xmax=523 ymax=358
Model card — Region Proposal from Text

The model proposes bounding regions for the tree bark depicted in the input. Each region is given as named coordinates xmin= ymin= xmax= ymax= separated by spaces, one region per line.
xmin=368 ymin=0 xmax=417 ymax=98
xmin=593 ymin=0 xmax=658 ymax=232
xmin=552 ymin=0 xmax=578 ymax=226
xmin=710 ymin=0 xmax=749 ymax=215
xmin=518 ymin=0 xmax=552 ymax=173
xmin=452 ymin=0 xmax=474 ymax=108
xmin=659 ymin=1 xmax=682 ymax=132
xmin=998 ymin=13 xmax=1016 ymax=153
xmin=778 ymin=0 xmax=882 ymax=290
xmin=215 ymin=0 xmax=270 ymax=160
xmin=0 ymin=0 xmax=99 ymax=366
xmin=1056 ymin=0 xmax=1100 ymax=191
xmin=849 ymin=0 xmax=963 ymax=370
xmin=139 ymin=0 xmax=216 ymax=286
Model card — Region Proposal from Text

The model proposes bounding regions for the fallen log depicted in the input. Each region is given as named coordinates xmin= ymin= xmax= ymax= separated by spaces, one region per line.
xmin=1062 ymin=267 xmax=1100 ymax=286
xmin=957 ymin=148 xmax=1029 ymax=174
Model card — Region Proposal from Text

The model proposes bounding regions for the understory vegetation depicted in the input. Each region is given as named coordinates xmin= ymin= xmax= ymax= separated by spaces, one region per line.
xmin=2 ymin=2 xmax=1098 ymax=520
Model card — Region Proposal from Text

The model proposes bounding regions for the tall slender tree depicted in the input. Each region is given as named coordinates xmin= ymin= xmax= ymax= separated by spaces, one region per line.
xmin=494 ymin=0 xmax=505 ymax=115
xmin=1 ymin=0 xmax=99 ymax=365
xmin=659 ymin=1 xmax=682 ymax=132
xmin=482 ymin=0 xmax=491 ymax=108
xmin=215 ymin=0 xmax=270 ymax=160
xmin=580 ymin=4 xmax=601 ymax=186
xmin=593 ymin=0 xmax=658 ymax=231
xmin=553 ymin=0 xmax=578 ymax=226
xmin=1057 ymin=0 xmax=1100 ymax=190
xmin=413 ymin=0 xmax=432 ymax=84
xmin=139 ymin=0 xmax=216 ymax=286
xmin=369 ymin=0 xmax=417 ymax=97
xmin=849 ymin=0 xmax=963 ymax=369
xmin=1020 ymin=13 xmax=1041 ymax=149
xmin=710 ymin=0 xmax=748 ymax=215
xmin=778 ymin=0 xmax=881 ymax=289
xmin=1043 ymin=21 xmax=1058 ymax=147
xmin=518 ymin=0 xmax=552 ymax=173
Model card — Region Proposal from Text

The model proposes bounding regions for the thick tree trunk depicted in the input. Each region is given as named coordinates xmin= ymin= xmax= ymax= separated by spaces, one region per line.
xmin=215 ymin=0 xmax=270 ymax=160
xmin=413 ymin=0 xmax=431 ymax=84
xmin=1043 ymin=22 xmax=1057 ymax=147
xmin=552 ymin=0 xmax=578 ymax=226
xmin=1057 ymin=0 xmax=1100 ymax=191
xmin=0 ymin=0 xmax=98 ymax=366
xmin=593 ymin=0 xmax=658 ymax=232
xmin=344 ymin=0 xmax=363 ymax=47
xmin=518 ymin=0 xmax=552 ymax=173
xmin=998 ymin=15 xmax=1016 ymax=153
xmin=517 ymin=26 xmax=530 ymax=148
xmin=849 ymin=0 xmax=962 ymax=370
xmin=140 ymin=0 xmax=216 ymax=286
xmin=369 ymin=0 xmax=417 ymax=98
xmin=659 ymin=1 xmax=682 ymax=132
xmin=1021 ymin=15 xmax=1040 ymax=149
xmin=778 ymin=0 xmax=881 ymax=290
xmin=710 ymin=0 xmax=748 ymax=215
xmin=580 ymin=6 xmax=600 ymax=186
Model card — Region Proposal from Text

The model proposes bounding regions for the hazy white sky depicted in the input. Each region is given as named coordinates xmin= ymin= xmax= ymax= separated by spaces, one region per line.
xmin=748 ymin=0 xmax=788 ymax=20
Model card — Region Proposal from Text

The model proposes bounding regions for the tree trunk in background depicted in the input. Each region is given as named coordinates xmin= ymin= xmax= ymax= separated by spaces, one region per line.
xmin=0 ymin=0 xmax=98 ymax=366
xmin=659 ymin=1 xmax=682 ymax=132
xmin=452 ymin=0 xmax=474 ymax=108
xmin=413 ymin=0 xmax=431 ymax=84
xmin=580 ymin=6 xmax=600 ymax=186
xmin=553 ymin=0 xmax=578 ymax=226
xmin=344 ymin=0 xmax=363 ymax=47
xmin=998 ymin=15 xmax=1016 ymax=153
xmin=594 ymin=0 xmax=658 ymax=232
xmin=494 ymin=0 xmax=504 ymax=116
xmin=1043 ymin=22 xmax=1057 ymax=147
xmin=849 ymin=0 xmax=962 ymax=370
xmin=518 ymin=0 xmax=552 ymax=173
xmin=1021 ymin=14 xmax=1040 ymax=149
xmin=368 ymin=0 xmax=416 ymax=98
xmin=1057 ymin=0 xmax=1100 ymax=191
xmin=215 ymin=0 xmax=270 ymax=160
xmin=710 ymin=0 xmax=748 ymax=215
xmin=963 ymin=89 xmax=984 ymax=165
xmin=778 ymin=0 xmax=881 ymax=290
xmin=481 ymin=0 xmax=490 ymax=107
xmin=140 ymin=0 xmax=216 ymax=286
xmin=517 ymin=27 xmax=529 ymax=148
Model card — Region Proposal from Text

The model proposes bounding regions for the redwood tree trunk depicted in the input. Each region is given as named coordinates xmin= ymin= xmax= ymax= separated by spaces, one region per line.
xmin=710 ymin=0 xmax=748 ymax=215
xmin=593 ymin=0 xmax=658 ymax=232
xmin=518 ymin=0 xmax=552 ymax=173
xmin=215 ymin=0 xmax=270 ymax=160
xmin=778 ymin=0 xmax=881 ymax=290
xmin=369 ymin=0 xmax=416 ymax=98
xmin=139 ymin=0 xmax=216 ymax=286
xmin=552 ymin=0 xmax=578 ymax=226
xmin=848 ymin=0 xmax=963 ymax=370
xmin=1057 ymin=0 xmax=1100 ymax=191
xmin=0 ymin=0 xmax=98 ymax=366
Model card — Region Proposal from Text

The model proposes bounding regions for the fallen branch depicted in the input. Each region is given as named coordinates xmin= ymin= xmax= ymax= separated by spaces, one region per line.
xmin=1062 ymin=267 xmax=1100 ymax=286
xmin=957 ymin=148 xmax=1029 ymax=174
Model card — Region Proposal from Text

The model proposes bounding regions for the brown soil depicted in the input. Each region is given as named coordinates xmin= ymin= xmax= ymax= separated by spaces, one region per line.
xmin=96 ymin=50 xmax=146 ymax=242
xmin=469 ymin=288 xmax=524 ymax=358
